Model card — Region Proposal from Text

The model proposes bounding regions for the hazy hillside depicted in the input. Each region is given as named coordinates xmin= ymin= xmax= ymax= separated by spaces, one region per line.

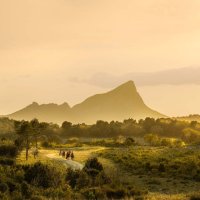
xmin=8 ymin=102 xmax=71 ymax=124
xmin=7 ymin=81 xmax=166 ymax=124
xmin=71 ymin=81 xmax=165 ymax=123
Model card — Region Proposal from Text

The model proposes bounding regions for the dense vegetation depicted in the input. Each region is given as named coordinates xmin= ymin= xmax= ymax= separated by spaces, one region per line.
xmin=99 ymin=146 xmax=200 ymax=181
xmin=0 ymin=151 xmax=147 ymax=199
xmin=1 ymin=117 xmax=200 ymax=199
xmin=1 ymin=117 xmax=200 ymax=144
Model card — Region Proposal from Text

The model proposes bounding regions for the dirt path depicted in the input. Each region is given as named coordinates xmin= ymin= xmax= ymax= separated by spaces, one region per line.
xmin=41 ymin=146 xmax=106 ymax=170
xmin=46 ymin=153 xmax=84 ymax=170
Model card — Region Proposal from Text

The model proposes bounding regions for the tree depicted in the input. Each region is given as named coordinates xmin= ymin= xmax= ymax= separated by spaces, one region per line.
xmin=30 ymin=119 xmax=40 ymax=149
xmin=15 ymin=121 xmax=33 ymax=160
xmin=30 ymin=119 xmax=49 ymax=149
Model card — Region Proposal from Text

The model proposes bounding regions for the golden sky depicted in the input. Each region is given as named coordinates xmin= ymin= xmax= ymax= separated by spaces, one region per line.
xmin=1 ymin=0 xmax=200 ymax=116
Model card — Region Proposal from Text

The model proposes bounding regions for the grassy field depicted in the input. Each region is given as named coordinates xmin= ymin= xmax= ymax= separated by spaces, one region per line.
xmin=96 ymin=146 xmax=200 ymax=200
xmin=16 ymin=146 xmax=106 ymax=166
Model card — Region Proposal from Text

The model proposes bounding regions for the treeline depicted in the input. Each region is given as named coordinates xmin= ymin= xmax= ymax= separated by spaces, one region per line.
xmin=61 ymin=118 xmax=200 ymax=142
xmin=1 ymin=117 xmax=200 ymax=143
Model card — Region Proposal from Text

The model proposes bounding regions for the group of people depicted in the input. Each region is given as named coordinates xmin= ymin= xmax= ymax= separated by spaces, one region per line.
xmin=59 ymin=150 xmax=74 ymax=160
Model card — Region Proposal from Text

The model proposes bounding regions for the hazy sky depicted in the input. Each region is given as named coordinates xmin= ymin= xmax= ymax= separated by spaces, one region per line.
xmin=1 ymin=0 xmax=200 ymax=116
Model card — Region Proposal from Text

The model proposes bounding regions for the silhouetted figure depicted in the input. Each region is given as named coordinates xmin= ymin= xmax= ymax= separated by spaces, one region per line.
xmin=71 ymin=151 xmax=74 ymax=160
xmin=66 ymin=151 xmax=70 ymax=159
xmin=59 ymin=150 xmax=62 ymax=156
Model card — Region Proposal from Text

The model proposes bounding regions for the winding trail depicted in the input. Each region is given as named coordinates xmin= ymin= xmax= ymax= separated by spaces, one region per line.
xmin=46 ymin=153 xmax=84 ymax=170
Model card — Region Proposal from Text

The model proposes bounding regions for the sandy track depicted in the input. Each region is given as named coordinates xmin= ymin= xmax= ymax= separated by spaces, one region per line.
xmin=46 ymin=153 xmax=84 ymax=170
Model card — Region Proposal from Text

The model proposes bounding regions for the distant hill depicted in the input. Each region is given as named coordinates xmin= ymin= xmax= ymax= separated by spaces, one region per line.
xmin=7 ymin=81 xmax=166 ymax=124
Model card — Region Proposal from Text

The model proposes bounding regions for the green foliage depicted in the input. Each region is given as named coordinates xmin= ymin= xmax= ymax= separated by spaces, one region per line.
xmin=0 ymin=183 xmax=8 ymax=193
xmin=24 ymin=162 xmax=62 ymax=188
xmin=105 ymin=186 xmax=127 ymax=199
xmin=65 ymin=168 xmax=82 ymax=189
xmin=84 ymin=157 xmax=103 ymax=178
xmin=124 ymin=137 xmax=135 ymax=146
xmin=190 ymin=193 xmax=200 ymax=200
xmin=41 ymin=141 xmax=52 ymax=148
xmin=0 ymin=158 xmax=15 ymax=166
xmin=0 ymin=145 xmax=18 ymax=158
xmin=101 ymin=147 xmax=200 ymax=181
xmin=21 ymin=182 xmax=32 ymax=199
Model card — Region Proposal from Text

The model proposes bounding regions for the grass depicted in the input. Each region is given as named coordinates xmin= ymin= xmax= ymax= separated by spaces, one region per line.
xmin=16 ymin=145 xmax=106 ymax=167
xmin=96 ymin=146 xmax=200 ymax=199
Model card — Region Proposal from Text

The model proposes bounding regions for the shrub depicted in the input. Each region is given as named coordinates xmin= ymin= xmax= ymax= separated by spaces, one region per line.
xmin=84 ymin=158 xmax=103 ymax=178
xmin=41 ymin=141 xmax=52 ymax=148
xmin=0 ymin=183 xmax=8 ymax=193
xmin=6 ymin=180 xmax=18 ymax=193
xmin=76 ymin=171 xmax=91 ymax=189
xmin=145 ymin=162 xmax=152 ymax=172
xmin=124 ymin=137 xmax=135 ymax=146
xmin=0 ymin=158 xmax=15 ymax=166
xmin=158 ymin=163 xmax=166 ymax=172
xmin=21 ymin=182 xmax=32 ymax=199
xmin=106 ymin=187 xmax=127 ymax=199
xmin=95 ymin=171 xmax=111 ymax=185
xmin=0 ymin=145 xmax=18 ymax=158
xmin=30 ymin=196 xmax=43 ymax=200
xmin=65 ymin=168 xmax=82 ymax=189
xmin=190 ymin=193 xmax=200 ymax=200
xmin=44 ymin=186 xmax=71 ymax=199
xmin=80 ymin=188 xmax=96 ymax=200
xmin=24 ymin=162 xmax=62 ymax=188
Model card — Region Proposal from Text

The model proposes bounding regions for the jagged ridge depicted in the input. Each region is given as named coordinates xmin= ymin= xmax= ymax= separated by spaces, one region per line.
xmin=7 ymin=81 xmax=166 ymax=124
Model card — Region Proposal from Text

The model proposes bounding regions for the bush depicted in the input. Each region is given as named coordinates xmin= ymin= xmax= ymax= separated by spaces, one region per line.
xmin=190 ymin=193 xmax=200 ymax=200
xmin=0 ymin=183 xmax=8 ymax=193
xmin=0 ymin=158 xmax=15 ymax=166
xmin=65 ymin=168 xmax=82 ymax=189
xmin=6 ymin=180 xmax=18 ymax=193
xmin=84 ymin=158 xmax=103 ymax=178
xmin=106 ymin=187 xmax=127 ymax=199
xmin=158 ymin=163 xmax=165 ymax=172
xmin=124 ymin=137 xmax=135 ymax=146
xmin=24 ymin=162 xmax=62 ymax=188
xmin=21 ymin=182 xmax=32 ymax=199
xmin=41 ymin=141 xmax=52 ymax=148
xmin=95 ymin=171 xmax=111 ymax=185
xmin=44 ymin=186 xmax=71 ymax=199
xmin=81 ymin=188 xmax=96 ymax=200
xmin=76 ymin=171 xmax=91 ymax=189
xmin=0 ymin=145 xmax=18 ymax=158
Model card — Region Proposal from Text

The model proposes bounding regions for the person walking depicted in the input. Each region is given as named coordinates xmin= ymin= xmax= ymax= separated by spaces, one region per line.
xmin=71 ymin=151 xmax=74 ymax=160
xmin=66 ymin=151 xmax=70 ymax=159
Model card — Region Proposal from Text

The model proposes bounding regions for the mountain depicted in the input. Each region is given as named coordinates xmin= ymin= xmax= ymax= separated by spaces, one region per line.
xmin=7 ymin=81 xmax=166 ymax=124
xmin=8 ymin=102 xmax=71 ymax=124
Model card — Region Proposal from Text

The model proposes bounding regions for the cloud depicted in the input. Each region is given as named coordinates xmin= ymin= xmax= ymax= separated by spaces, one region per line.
xmin=72 ymin=66 xmax=200 ymax=88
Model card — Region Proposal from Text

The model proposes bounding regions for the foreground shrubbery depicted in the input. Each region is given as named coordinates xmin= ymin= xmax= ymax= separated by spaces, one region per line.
xmin=24 ymin=162 xmax=63 ymax=188
xmin=0 ymin=144 xmax=18 ymax=158
xmin=0 ymin=158 xmax=147 ymax=200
